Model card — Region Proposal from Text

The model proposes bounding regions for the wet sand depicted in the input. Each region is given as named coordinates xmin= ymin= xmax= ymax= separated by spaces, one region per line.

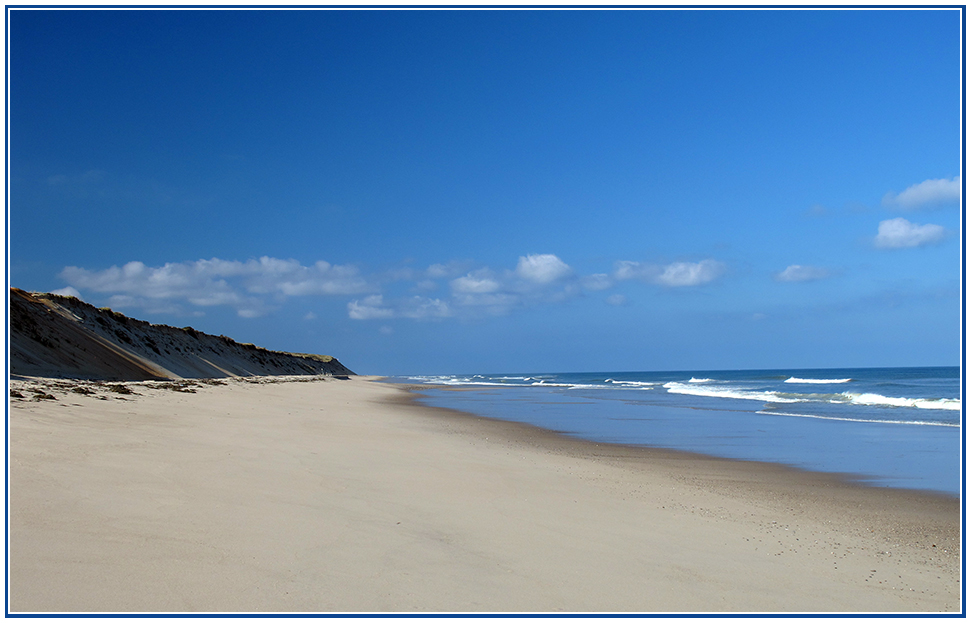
xmin=8 ymin=376 xmax=961 ymax=613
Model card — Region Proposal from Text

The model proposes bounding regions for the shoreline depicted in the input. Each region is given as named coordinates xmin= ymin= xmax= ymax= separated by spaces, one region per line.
xmin=9 ymin=376 xmax=962 ymax=613
xmin=387 ymin=381 xmax=960 ymax=553
xmin=395 ymin=381 xmax=961 ymax=501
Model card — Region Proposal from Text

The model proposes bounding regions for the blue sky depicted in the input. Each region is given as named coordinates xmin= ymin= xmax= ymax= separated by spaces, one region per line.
xmin=9 ymin=7 xmax=963 ymax=375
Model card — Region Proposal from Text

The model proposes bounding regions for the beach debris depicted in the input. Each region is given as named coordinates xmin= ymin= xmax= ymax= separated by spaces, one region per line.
xmin=30 ymin=390 xmax=56 ymax=401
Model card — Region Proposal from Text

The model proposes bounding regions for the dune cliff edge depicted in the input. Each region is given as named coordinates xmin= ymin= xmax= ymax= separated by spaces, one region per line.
xmin=9 ymin=288 xmax=354 ymax=380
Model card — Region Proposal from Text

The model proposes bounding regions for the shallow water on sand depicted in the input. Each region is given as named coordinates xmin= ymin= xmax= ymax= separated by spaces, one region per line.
xmin=393 ymin=367 xmax=961 ymax=496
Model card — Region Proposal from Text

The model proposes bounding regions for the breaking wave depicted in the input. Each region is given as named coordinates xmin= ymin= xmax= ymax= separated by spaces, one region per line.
xmin=662 ymin=382 xmax=804 ymax=403
xmin=842 ymin=392 xmax=961 ymax=411
xmin=405 ymin=373 xmax=960 ymax=413
xmin=662 ymin=381 xmax=961 ymax=412
xmin=605 ymin=379 xmax=662 ymax=388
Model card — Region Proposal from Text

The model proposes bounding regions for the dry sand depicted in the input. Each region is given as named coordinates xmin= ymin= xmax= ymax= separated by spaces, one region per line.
xmin=8 ymin=376 xmax=961 ymax=613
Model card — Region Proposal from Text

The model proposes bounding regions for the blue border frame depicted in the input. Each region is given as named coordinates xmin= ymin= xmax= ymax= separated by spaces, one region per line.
xmin=2 ymin=3 xmax=966 ymax=619
xmin=0 ymin=4 xmax=966 ymax=7
xmin=963 ymin=0 xmax=968 ymax=613
xmin=4 ymin=2 xmax=9 ymax=619
xmin=1 ymin=615 xmax=963 ymax=620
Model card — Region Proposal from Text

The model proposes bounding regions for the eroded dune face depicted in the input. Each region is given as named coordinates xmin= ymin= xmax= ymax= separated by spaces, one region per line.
xmin=9 ymin=288 xmax=353 ymax=381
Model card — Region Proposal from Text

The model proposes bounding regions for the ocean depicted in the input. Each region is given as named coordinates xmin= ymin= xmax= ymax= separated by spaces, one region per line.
xmin=390 ymin=367 xmax=962 ymax=496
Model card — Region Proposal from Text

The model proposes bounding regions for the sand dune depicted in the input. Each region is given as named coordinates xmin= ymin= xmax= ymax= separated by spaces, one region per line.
xmin=10 ymin=288 xmax=353 ymax=380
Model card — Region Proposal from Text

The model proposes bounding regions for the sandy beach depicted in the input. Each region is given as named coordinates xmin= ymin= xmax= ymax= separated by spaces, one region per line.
xmin=8 ymin=376 xmax=961 ymax=613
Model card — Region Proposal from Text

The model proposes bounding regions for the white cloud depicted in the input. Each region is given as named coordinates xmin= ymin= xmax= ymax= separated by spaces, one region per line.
xmin=60 ymin=256 xmax=373 ymax=317
xmin=62 ymin=257 xmax=370 ymax=299
xmin=60 ymin=252 xmax=730 ymax=323
xmin=882 ymin=176 xmax=961 ymax=210
xmin=397 ymin=296 xmax=452 ymax=319
xmin=451 ymin=270 xmax=502 ymax=294
xmin=581 ymin=273 xmax=613 ymax=291
xmin=241 ymin=258 xmax=370 ymax=296
xmin=426 ymin=261 xmax=469 ymax=279
xmin=106 ymin=294 xmax=139 ymax=308
xmin=775 ymin=265 xmax=831 ymax=282
xmin=63 ymin=255 xmax=555 ymax=320
xmin=347 ymin=295 xmax=451 ymax=320
xmin=613 ymin=260 xmax=653 ymax=282
xmin=874 ymin=218 xmax=946 ymax=249
xmin=606 ymin=294 xmax=628 ymax=306
xmin=50 ymin=286 xmax=82 ymax=299
xmin=347 ymin=295 xmax=395 ymax=320
xmin=656 ymin=260 xmax=725 ymax=287
xmin=443 ymin=255 xmax=579 ymax=316
xmin=106 ymin=294 xmax=187 ymax=316
xmin=615 ymin=259 xmax=726 ymax=287
xmin=427 ymin=264 xmax=450 ymax=279
xmin=514 ymin=254 xmax=572 ymax=284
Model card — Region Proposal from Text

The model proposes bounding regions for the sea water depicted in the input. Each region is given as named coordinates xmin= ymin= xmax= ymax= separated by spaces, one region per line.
xmin=391 ymin=367 xmax=962 ymax=496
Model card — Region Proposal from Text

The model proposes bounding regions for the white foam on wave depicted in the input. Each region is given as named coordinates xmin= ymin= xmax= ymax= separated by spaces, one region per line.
xmin=406 ymin=375 xmax=453 ymax=383
xmin=410 ymin=375 xmax=662 ymax=391
xmin=841 ymin=392 xmax=961 ymax=411
xmin=407 ymin=375 xmax=511 ymax=387
xmin=663 ymin=382 xmax=960 ymax=411
xmin=528 ymin=381 xmax=607 ymax=390
xmin=785 ymin=377 xmax=852 ymax=384
xmin=757 ymin=410 xmax=959 ymax=427
xmin=663 ymin=382 xmax=803 ymax=403
xmin=688 ymin=377 xmax=714 ymax=383
xmin=605 ymin=379 xmax=661 ymax=388
xmin=438 ymin=380 xmax=508 ymax=387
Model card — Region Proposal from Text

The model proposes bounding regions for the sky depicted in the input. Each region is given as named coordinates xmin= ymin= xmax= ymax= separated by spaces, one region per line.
xmin=7 ymin=7 xmax=964 ymax=375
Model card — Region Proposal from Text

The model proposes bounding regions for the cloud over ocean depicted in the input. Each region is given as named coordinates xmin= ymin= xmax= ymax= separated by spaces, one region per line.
xmin=59 ymin=253 xmax=734 ymax=320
